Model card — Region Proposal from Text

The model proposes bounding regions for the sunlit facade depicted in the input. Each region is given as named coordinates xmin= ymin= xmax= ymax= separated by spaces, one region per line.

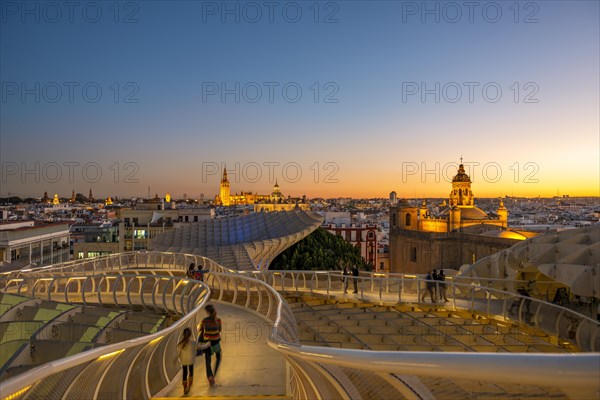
xmin=215 ymin=168 xmax=309 ymax=211
xmin=389 ymin=162 xmax=531 ymax=273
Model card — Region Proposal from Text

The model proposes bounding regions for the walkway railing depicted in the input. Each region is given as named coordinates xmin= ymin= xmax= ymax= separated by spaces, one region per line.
xmin=6 ymin=251 xmax=225 ymax=278
xmin=231 ymin=269 xmax=600 ymax=353
xmin=0 ymin=267 xmax=210 ymax=400
xmin=201 ymin=268 xmax=600 ymax=399
xmin=2 ymin=252 xmax=599 ymax=400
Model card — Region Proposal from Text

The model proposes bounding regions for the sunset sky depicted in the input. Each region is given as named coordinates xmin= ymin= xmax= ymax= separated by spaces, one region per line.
xmin=1 ymin=1 xmax=598 ymax=199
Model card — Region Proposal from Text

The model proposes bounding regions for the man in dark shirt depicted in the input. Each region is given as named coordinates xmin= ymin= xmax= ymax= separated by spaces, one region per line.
xmin=352 ymin=265 xmax=359 ymax=293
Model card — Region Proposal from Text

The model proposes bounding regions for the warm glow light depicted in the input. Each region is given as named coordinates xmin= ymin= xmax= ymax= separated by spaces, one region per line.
xmin=149 ymin=336 xmax=164 ymax=345
xmin=3 ymin=385 xmax=31 ymax=400
xmin=97 ymin=349 xmax=125 ymax=361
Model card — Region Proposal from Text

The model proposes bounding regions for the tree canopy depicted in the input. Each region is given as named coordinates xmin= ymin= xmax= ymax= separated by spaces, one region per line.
xmin=269 ymin=227 xmax=371 ymax=271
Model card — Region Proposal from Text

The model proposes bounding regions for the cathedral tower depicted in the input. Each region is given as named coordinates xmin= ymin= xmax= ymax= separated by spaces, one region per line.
xmin=220 ymin=167 xmax=231 ymax=206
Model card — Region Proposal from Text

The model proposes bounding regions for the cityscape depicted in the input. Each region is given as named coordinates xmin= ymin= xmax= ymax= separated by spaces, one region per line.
xmin=1 ymin=1 xmax=599 ymax=400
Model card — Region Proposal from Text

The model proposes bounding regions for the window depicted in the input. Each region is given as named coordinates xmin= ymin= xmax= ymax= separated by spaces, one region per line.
xmin=405 ymin=213 xmax=412 ymax=226
xmin=78 ymin=251 xmax=85 ymax=259
xmin=410 ymin=247 xmax=417 ymax=262
xmin=134 ymin=229 xmax=147 ymax=239
xmin=391 ymin=213 xmax=396 ymax=227
xmin=88 ymin=251 xmax=111 ymax=258
xmin=194 ymin=216 xmax=198 ymax=222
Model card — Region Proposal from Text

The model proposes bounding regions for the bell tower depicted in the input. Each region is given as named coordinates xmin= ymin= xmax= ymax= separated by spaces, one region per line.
xmin=497 ymin=199 xmax=508 ymax=228
xmin=449 ymin=160 xmax=474 ymax=207
xmin=220 ymin=167 xmax=231 ymax=206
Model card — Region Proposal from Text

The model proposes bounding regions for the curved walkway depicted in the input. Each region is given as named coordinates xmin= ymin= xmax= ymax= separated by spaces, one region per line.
xmin=158 ymin=303 xmax=287 ymax=399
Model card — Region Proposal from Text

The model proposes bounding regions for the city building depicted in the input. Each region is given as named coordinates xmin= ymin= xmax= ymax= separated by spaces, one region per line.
xmin=322 ymin=222 xmax=378 ymax=268
xmin=0 ymin=221 xmax=70 ymax=271
xmin=118 ymin=198 xmax=213 ymax=252
xmin=70 ymin=222 xmax=119 ymax=259
xmin=215 ymin=168 xmax=309 ymax=211
xmin=389 ymin=162 xmax=535 ymax=274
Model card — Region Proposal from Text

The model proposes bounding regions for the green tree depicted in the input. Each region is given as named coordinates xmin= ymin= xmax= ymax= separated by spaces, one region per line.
xmin=269 ymin=228 xmax=371 ymax=271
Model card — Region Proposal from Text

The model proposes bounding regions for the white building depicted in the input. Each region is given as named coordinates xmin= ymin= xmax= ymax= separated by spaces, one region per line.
xmin=0 ymin=221 xmax=70 ymax=271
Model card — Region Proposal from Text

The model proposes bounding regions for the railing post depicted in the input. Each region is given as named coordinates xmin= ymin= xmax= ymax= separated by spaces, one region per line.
xmin=398 ymin=278 xmax=402 ymax=303
xmin=452 ymin=281 xmax=457 ymax=310
xmin=401 ymin=275 xmax=405 ymax=297
xmin=470 ymin=285 xmax=475 ymax=312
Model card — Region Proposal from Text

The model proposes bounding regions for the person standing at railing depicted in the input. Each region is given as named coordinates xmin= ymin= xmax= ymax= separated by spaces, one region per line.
xmin=352 ymin=264 xmax=359 ymax=293
xmin=342 ymin=265 xmax=350 ymax=294
xmin=421 ymin=270 xmax=436 ymax=303
xmin=177 ymin=327 xmax=197 ymax=395
xmin=199 ymin=304 xmax=222 ymax=386
xmin=186 ymin=263 xmax=196 ymax=279
xmin=193 ymin=266 xmax=209 ymax=282
xmin=437 ymin=270 xmax=448 ymax=302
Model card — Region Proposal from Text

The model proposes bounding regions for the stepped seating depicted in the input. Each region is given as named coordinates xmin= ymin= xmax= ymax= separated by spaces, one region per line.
xmin=0 ymin=294 xmax=30 ymax=318
xmin=116 ymin=313 xmax=166 ymax=334
xmin=286 ymin=296 xmax=580 ymax=354
xmin=0 ymin=297 xmax=169 ymax=381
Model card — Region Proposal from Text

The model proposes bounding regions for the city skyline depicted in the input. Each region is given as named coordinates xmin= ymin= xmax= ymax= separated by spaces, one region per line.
xmin=1 ymin=157 xmax=598 ymax=199
xmin=2 ymin=1 xmax=598 ymax=199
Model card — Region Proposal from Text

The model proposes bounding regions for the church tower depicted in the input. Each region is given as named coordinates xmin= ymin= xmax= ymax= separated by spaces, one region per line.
xmin=271 ymin=180 xmax=283 ymax=203
xmin=497 ymin=199 xmax=508 ymax=228
xmin=220 ymin=167 xmax=231 ymax=206
xmin=449 ymin=161 xmax=474 ymax=207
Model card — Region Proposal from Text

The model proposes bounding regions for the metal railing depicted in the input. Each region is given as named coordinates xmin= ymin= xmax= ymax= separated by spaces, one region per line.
xmin=2 ymin=251 xmax=226 ymax=279
xmin=0 ymin=267 xmax=210 ymax=400
xmin=230 ymin=269 xmax=600 ymax=353
xmin=2 ymin=252 xmax=599 ymax=400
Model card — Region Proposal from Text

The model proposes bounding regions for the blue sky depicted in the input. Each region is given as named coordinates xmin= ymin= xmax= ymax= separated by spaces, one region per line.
xmin=1 ymin=1 xmax=598 ymax=198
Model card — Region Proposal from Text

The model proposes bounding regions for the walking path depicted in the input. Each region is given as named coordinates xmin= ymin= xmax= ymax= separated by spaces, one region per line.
xmin=157 ymin=303 xmax=287 ymax=399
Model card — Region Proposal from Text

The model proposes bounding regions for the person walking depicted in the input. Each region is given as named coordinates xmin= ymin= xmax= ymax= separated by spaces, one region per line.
xmin=177 ymin=327 xmax=196 ymax=395
xmin=352 ymin=264 xmax=359 ymax=293
xmin=199 ymin=304 xmax=222 ymax=386
xmin=342 ymin=265 xmax=350 ymax=293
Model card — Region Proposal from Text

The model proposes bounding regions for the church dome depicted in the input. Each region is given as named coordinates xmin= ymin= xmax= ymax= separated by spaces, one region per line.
xmin=459 ymin=207 xmax=489 ymax=220
xmin=452 ymin=164 xmax=471 ymax=183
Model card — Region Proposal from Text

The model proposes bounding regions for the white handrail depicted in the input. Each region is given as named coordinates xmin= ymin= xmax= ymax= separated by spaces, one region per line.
xmin=3 ymin=252 xmax=599 ymax=400
xmin=0 ymin=270 xmax=210 ymax=400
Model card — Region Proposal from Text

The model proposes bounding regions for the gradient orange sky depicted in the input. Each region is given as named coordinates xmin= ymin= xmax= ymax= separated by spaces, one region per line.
xmin=1 ymin=1 xmax=598 ymax=200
